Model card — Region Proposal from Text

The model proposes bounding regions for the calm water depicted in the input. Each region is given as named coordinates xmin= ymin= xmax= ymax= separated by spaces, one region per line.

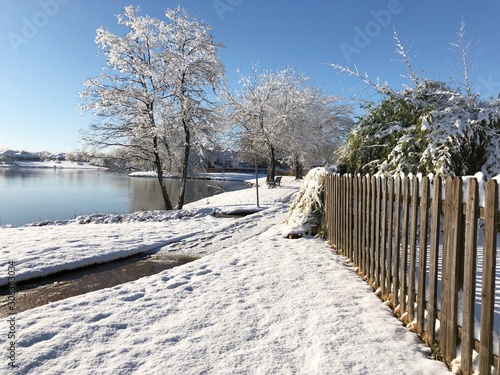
xmin=0 ymin=168 xmax=248 ymax=227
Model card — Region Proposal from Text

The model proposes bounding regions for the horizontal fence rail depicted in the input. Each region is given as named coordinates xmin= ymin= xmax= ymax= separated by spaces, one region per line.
xmin=324 ymin=174 xmax=500 ymax=375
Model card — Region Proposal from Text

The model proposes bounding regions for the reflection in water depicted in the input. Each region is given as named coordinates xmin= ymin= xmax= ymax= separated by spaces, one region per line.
xmin=129 ymin=177 xmax=236 ymax=211
xmin=0 ymin=169 xmax=247 ymax=226
xmin=130 ymin=176 xmax=166 ymax=211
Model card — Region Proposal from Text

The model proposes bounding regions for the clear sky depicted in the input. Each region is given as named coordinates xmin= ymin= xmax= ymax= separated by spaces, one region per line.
xmin=1 ymin=0 xmax=500 ymax=153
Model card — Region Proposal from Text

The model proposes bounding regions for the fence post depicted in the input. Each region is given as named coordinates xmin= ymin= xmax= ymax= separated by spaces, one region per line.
xmin=416 ymin=176 xmax=430 ymax=336
xmin=362 ymin=175 xmax=369 ymax=275
xmin=352 ymin=176 xmax=358 ymax=264
xmin=380 ymin=176 xmax=388 ymax=295
xmin=338 ymin=174 xmax=342 ymax=249
xmin=441 ymin=176 xmax=463 ymax=365
xmin=333 ymin=175 xmax=339 ymax=248
xmin=462 ymin=178 xmax=479 ymax=375
xmin=385 ymin=177 xmax=394 ymax=296
xmin=370 ymin=176 xmax=377 ymax=284
xmin=330 ymin=175 xmax=335 ymax=245
xmin=392 ymin=177 xmax=402 ymax=307
xmin=366 ymin=176 xmax=373 ymax=280
xmin=341 ymin=175 xmax=346 ymax=255
xmin=374 ymin=176 xmax=381 ymax=288
xmin=399 ymin=176 xmax=410 ymax=314
xmin=342 ymin=175 xmax=347 ymax=255
xmin=356 ymin=175 xmax=363 ymax=268
xmin=408 ymin=175 xmax=419 ymax=323
xmin=347 ymin=175 xmax=353 ymax=260
xmin=325 ymin=176 xmax=330 ymax=244
xmin=427 ymin=176 xmax=442 ymax=346
xmin=479 ymin=180 xmax=498 ymax=374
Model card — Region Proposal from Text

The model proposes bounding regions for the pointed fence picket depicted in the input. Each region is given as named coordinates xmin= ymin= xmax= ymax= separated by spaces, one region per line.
xmin=324 ymin=174 xmax=500 ymax=375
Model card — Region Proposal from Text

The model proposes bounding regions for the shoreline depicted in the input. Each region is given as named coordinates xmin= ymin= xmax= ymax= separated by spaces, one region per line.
xmin=0 ymin=161 xmax=105 ymax=170
xmin=129 ymin=170 xmax=267 ymax=183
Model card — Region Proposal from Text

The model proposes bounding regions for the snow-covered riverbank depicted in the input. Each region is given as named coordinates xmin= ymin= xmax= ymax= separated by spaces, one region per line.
xmin=0 ymin=161 xmax=104 ymax=169
xmin=0 ymin=176 xmax=449 ymax=374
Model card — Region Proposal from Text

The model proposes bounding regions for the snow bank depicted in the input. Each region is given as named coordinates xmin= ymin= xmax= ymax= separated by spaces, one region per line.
xmin=24 ymin=209 xmax=208 ymax=226
xmin=283 ymin=167 xmax=334 ymax=237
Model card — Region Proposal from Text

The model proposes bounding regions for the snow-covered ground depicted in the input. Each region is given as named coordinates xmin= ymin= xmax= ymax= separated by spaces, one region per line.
xmin=0 ymin=160 xmax=103 ymax=169
xmin=0 ymin=176 xmax=449 ymax=374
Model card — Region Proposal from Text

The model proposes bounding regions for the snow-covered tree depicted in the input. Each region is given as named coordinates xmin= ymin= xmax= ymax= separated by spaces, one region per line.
xmin=284 ymin=86 xmax=353 ymax=177
xmin=228 ymin=66 xmax=352 ymax=180
xmin=161 ymin=7 xmax=225 ymax=208
xmin=79 ymin=6 xmax=225 ymax=209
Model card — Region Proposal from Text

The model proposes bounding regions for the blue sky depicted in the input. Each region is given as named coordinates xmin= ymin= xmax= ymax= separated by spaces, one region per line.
xmin=1 ymin=0 xmax=500 ymax=153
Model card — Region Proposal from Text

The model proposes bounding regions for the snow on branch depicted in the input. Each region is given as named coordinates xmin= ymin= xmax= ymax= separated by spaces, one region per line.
xmin=393 ymin=28 xmax=419 ymax=87
xmin=449 ymin=19 xmax=474 ymax=97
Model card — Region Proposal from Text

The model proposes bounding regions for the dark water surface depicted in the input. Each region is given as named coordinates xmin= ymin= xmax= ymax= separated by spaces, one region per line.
xmin=0 ymin=168 xmax=248 ymax=226
xmin=0 ymin=251 xmax=198 ymax=317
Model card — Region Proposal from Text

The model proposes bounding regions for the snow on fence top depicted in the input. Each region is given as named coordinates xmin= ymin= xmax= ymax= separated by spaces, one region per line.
xmin=285 ymin=168 xmax=500 ymax=241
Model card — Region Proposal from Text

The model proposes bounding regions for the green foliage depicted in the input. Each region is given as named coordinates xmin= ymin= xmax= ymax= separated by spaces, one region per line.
xmin=337 ymin=80 xmax=500 ymax=177
xmin=338 ymin=89 xmax=430 ymax=175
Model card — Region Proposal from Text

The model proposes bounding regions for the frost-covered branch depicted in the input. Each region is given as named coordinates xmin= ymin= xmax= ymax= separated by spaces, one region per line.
xmin=393 ymin=28 xmax=419 ymax=87
xmin=449 ymin=19 xmax=473 ymax=97
xmin=328 ymin=63 xmax=394 ymax=96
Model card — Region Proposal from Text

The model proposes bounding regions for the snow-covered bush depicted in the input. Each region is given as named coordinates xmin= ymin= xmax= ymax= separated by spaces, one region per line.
xmin=337 ymin=80 xmax=500 ymax=178
xmin=283 ymin=167 xmax=334 ymax=238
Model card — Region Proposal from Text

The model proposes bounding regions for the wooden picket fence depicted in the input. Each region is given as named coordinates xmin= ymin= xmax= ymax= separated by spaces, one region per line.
xmin=324 ymin=174 xmax=500 ymax=375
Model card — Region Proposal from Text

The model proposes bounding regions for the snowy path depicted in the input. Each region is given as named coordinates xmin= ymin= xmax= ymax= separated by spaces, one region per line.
xmin=2 ymin=219 xmax=448 ymax=374
xmin=162 ymin=204 xmax=290 ymax=256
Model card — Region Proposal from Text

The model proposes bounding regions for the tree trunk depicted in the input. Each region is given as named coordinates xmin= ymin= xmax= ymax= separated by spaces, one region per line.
xmin=153 ymin=135 xmax=173 ymax=210
xmin=268 ymin=145 xmax=276 ymax=181
xmin=294 ymin=157 xmax=303 ymax=180
xmin=293 ymin=156 xmax=303 ymax=180
xmin=177 ymin=123 xmax=190 ymax=209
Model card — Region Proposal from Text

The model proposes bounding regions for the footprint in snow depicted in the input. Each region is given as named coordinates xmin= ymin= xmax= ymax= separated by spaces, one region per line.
xmin=86 ymin=312 xmax=112 ymax=323
xmin=18 ymin=331 xmax=58 ymax=348
xmin=195 ymin=268 xmax=212 ymax=276
xmin=41 ymin=246 xmax=61 ymax=253
xmin=120 ymin=292 xmax=145 ymax=302
xmin=166 ymin=281 xmax=189 ymax=289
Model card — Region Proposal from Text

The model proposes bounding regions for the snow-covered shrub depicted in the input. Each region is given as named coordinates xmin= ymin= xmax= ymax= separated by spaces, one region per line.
xmin=337 ymin=80 xmax=500 ymax=178
xmin=283 ymin=167 xmax=335 ymax=238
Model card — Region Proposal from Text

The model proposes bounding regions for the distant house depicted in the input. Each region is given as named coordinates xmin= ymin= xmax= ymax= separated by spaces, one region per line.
xmin=13 ymin=151 xmax=41 ymax=161
xmin=54 ymin=153 xmax=66 ymax=161
xmin=0 ymin=150 xmax=17 ymax=162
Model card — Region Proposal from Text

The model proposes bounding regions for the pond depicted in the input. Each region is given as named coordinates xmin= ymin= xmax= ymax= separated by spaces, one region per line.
xmin=0 ymin=168 xmax=248 ymax=227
